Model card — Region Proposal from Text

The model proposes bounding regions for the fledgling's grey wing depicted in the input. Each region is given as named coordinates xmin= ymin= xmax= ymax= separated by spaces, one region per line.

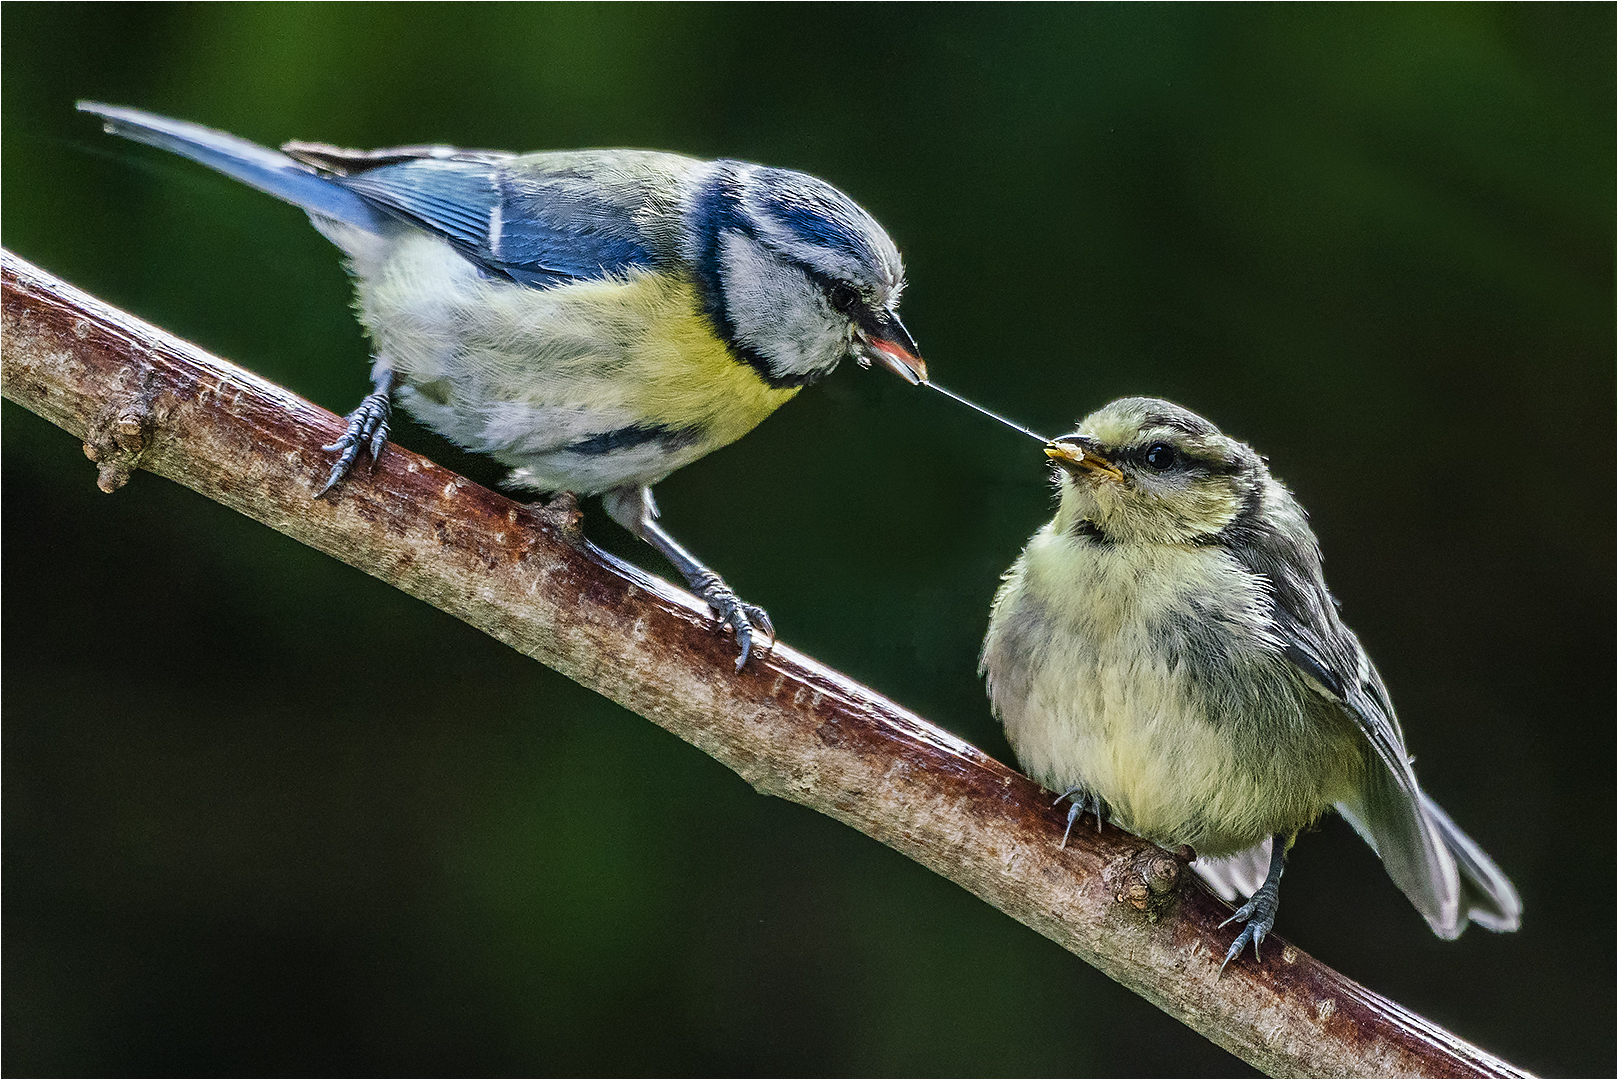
xmin=1229 ymin=484 xmax=1464 ymax=935
xmin=292 ymin=146 xmax=700 ymax=288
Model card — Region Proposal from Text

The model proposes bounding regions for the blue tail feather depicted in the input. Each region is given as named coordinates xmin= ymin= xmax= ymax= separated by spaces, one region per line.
xmin=77 ymin=102 xmax=386 ymax=232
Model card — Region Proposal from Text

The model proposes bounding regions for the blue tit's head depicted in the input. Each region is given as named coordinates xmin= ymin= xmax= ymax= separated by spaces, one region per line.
xmin=686 ymin=162 xmax=924 ymax=389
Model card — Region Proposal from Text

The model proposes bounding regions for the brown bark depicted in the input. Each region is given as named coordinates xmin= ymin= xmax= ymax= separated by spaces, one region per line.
xmin=0 ymin=249 xmax=1529 ymax=1079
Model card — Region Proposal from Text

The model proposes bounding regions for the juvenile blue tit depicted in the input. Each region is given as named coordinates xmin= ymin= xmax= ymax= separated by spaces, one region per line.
xmin=80 ymin=103 xmax=928 ymax=668
xmin=980 ymin=397 xmax=1520 ymax=967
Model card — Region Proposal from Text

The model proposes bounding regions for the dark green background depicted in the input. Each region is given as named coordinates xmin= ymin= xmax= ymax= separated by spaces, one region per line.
xmin=4 ymin=4 xmax=1612 ymax=1075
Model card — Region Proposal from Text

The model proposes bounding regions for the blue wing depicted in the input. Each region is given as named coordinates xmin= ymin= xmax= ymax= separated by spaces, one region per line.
xmin=333 ymin=156 xmax=666 ymax=288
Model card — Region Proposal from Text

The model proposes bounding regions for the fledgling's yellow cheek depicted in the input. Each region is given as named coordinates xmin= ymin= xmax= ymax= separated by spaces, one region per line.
xmin=1068 ymin=475 xmax=1246 ymax=546
xmin=1174 ymin=485 xmax=1244 ymax=538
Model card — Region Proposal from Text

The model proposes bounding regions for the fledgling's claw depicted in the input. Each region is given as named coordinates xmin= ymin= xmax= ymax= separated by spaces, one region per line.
xmin=316 ymin=388 xmax=393 ymax=497
xmin=1054 ymin=787 xmax=1108 ymax=847
xmin=1218 ymin=888 xmax=1279 ymax=972
xmin=690 ymin=571 xmax=774 ymax=671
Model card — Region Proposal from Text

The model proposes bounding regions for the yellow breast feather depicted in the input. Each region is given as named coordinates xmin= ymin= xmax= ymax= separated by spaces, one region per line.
xmin=603 ymin=273 xmax=801 ymax=448
xmin=362 ymin=242 xmax=798 ymax=457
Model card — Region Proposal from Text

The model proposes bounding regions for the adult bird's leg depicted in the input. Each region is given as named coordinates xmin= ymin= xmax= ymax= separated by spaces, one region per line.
xmin=1219 ymin=832 xmax=1288 ymax=972
xmin=604 ymin=485 xmax=773 ymax=671
xmin=316 ymin=367 xmax=397 ymax=497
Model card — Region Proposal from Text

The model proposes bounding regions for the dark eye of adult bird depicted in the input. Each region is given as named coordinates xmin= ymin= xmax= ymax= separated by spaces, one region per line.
xmin=80 ymin=102 xmax=930 ymax=671
xmin=1144 ymin=442 xmax=1176 ymax=471
xmin=987 ymin=396 xmax=1520 ymax=969
xmin=827 ymin=282 xmax=860 ymax=313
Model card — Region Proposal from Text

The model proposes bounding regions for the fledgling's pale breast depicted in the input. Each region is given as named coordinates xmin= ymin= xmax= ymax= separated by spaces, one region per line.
xmin=983 ymin=520 xmax=1365 ymax=856
xmin=981 ymin=397 xmax=1368 ymax=856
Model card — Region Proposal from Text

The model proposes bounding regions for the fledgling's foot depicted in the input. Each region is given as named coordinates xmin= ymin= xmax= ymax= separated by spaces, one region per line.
xmin=689 ymin=570 xmax=774 ymax=671
xmin=1219 ymin=881 xmax=1280 ymax=971
xmin=316 ymin=388 xmax=392 ymax=497
xmin=1055 ymin=787 xmax=1108 ymax=847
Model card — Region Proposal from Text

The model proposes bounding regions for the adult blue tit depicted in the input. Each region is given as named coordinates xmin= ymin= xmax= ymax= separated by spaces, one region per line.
xmin=980 ymin=397 xmax=1520 ymax=968
xmin=80 ymin=103 xmax=927 ymax=669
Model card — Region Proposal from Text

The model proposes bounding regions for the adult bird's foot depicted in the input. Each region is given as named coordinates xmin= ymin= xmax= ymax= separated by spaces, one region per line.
xmin=1055 ymin=787 xmax=1108 ymax=847
xmin=690 ymin=570 xmax=774 ymax=671
xmin=1219 ymin=883 xmax=1280 ymax=971
xmin=316 ymin=388 xmax=392 ymax=497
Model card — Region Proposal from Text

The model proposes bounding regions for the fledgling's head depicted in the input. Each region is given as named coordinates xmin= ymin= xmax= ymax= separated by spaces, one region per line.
xmin=688 ymin=162 xmax=924 ymax=389
xmin=1045 ymin=397 xmax=1270 ymax=546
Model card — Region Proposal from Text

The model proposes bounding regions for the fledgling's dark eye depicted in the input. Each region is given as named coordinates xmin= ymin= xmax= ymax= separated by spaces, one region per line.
xmin=827 ymin=283 xmax=859 ymax=313
xmin=1144 ymin=442 xmax=1177 ymax=471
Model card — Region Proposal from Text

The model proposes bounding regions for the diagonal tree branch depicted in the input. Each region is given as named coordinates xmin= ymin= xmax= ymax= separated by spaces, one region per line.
xmin=0 ymin=249 xmax=1529 ymax=1079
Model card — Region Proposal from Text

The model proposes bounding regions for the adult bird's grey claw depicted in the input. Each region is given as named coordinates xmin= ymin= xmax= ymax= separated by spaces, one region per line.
xmin=690 ymin=570 xmax=774 ymax=671
xmin=605 ymin=485 xmax=776 ymax=674
xmin=316 ymin=385 xmax=393 ymax=497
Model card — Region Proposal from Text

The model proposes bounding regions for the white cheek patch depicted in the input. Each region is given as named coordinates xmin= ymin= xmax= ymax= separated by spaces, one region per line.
xmin=719 ymin=231 xmax=847 ymax=374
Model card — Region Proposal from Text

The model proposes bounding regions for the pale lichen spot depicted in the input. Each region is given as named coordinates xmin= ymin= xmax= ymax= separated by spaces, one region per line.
xmin=1281 ymin=944 xmax=1298 ymax=964
xmin=1315 ymin=998 xmax=1336 ymax=1023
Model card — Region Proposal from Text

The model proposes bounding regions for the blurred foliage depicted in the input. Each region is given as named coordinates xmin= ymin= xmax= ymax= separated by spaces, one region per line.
xmin=3 ymin=4 xmax=1612 ymax=1075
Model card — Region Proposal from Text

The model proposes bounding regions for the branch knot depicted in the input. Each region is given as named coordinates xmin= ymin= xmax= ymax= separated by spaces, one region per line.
xmin=82 ymin=396 xmax=155 ymax=493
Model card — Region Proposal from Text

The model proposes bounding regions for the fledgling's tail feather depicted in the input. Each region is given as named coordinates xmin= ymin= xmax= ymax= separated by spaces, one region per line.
xmin=1419 ymin=792 xmax=1522 ymax=933
xmin=1338 ymin=763 xmax=1462 ymax=938
xmin=1338 ymin=763 xmax=1521 ymax=939
xmin=77 ymin=102 xmax=385 ymax=232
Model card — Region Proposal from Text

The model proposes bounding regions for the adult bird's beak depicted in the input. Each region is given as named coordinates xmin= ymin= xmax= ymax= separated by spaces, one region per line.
xmin=1046 ymin=437 xmax=1124 ymax=482
xmin=857 ymin=310 xmax=928 ymax=385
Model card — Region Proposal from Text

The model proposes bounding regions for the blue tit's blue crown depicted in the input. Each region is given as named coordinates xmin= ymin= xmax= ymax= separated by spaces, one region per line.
xmin=755 ymin=174 xmax=895 ymax=278
xmin=744 ymin=167 xmax=905 ymax=304
xmin=686 ymin=161 xmax=905 ymax=389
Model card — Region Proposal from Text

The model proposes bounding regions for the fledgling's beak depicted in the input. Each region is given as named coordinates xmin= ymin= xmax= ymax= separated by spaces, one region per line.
xmin=1046 ymin=436 xmax=1124 ymax=482
xmin=857 ymin=310 xmax=928 ymax=385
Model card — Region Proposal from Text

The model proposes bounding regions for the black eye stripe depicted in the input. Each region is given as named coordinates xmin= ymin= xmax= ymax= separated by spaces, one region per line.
xmin=1116 ymin=442 xmax=1243 ymax=475
xmin=801 ymin=266 xmax=867 ymax=316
